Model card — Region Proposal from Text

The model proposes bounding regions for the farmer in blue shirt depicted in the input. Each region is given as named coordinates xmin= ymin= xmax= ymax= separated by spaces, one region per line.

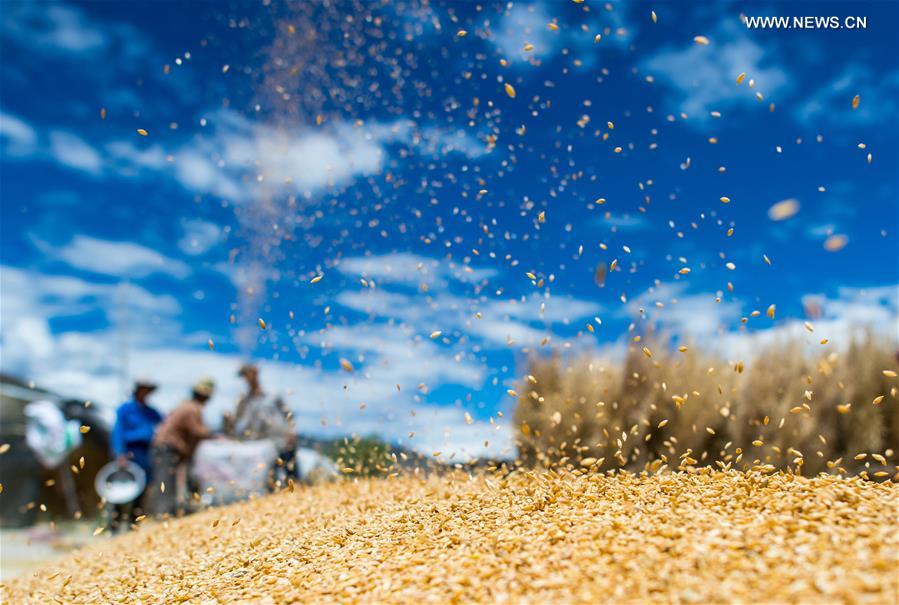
xmin=109 ymin=379 xmax=162 ymax=531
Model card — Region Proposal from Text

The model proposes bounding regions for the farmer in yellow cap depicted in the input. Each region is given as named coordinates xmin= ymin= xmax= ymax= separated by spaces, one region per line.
xmin=150 ymin=378 xmax=216 ymax=517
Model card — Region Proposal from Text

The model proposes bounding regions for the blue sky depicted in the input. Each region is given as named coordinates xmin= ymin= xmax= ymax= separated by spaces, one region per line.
xmin=1 ymin=0 xmax=897 ymax=460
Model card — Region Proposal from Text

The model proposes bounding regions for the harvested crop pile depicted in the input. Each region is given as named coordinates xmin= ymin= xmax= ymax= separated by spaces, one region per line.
xmin=4 ymin=470 xmax=897 ymax=604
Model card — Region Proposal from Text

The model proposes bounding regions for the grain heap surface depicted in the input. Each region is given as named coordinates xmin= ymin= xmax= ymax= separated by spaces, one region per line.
xmin=4 ymin=470 xmax=897 ymax=604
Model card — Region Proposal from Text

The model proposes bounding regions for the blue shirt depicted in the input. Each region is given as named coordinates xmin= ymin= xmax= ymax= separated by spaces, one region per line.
xmin=110 ymin=399 xmax=163 ymax=476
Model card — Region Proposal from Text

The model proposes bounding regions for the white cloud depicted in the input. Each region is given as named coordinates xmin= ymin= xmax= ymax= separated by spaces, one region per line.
xmin=3 ymin=316 xmax=55 ymax=364
xmin=0 ymin=265 xmax=181 ymax=320
xmin=203 ymin=116 xmax=385 ymax=197
xmin=467 ymin=318 xmax=548 ymax=348
xmin=0 ymin=4 xmax=109 ymax=55
xmin=335 ymin=254 xmax=597 ymax=350
xmin=641 ymin=19 xmax=789 ymax=122
xmin=795 ymin=67 xmax=899 ymax=128
xmin=485 ymin=292 xmax=598 ymax=324
xmin=0 ymin=266 xmax=206 ymax=405
xmin=600 ymin=214 xmax=649 ymax=232
xmin=0 ymin=2 xmax=155 ymax=82
xmin=659 ymin=294 xmax=741 ymax=338
xmin=310 ymin=323 xmax=483 ymax=387
xmin=490 ymin=2 xmax=633 ymax=68
xmin=418 ymin=126 xmax=488 ymax=158
xmin=48 ymin=130 xmax=103 ymax=175
xmin=0 ymin=1 xmax=202 ymax=130
xmin=12 ymin=112 xmax=465 ymax=205
xmin=1 ymin=114 xmax=111 ymax=177
xmin=167 ymin=112 xmax=487 ymax=202
xmin=825 ymin=285 xmax=898 ymax=327
xmin=492 ymin=3 xmax=558 ymax=63
xmin=625 ymin=281 xmax=740 ymax=338
xmin=622 ymin=280 xmax=897 ymax=360
xmin=35 ymin=235 xmax=191 ymax=279
xmin=0 ymin=111 xmax=38 ymax=156
xmin=178 ymin=219 xmax=223 ymax=256
xmin=0 ymin=106 xmax=489 ymax=201
xmin=172 ymin=149 xmax=241 ymax=200
xmin=715 ymin=286 xmax=898 ymax=361
xmin=308 ymin=253 xmax=604 ymax=449
xmin=104 ymin=140 xmax=168 ymax=175
xmin=336 ymin=252 xmax=495 ymax=288
xmin=2 ymin=119 xmax=171 ymax=179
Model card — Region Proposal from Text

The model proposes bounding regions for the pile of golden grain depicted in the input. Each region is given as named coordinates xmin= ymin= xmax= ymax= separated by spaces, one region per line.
xmin=4 ymin=470 xmax=897 ymax=604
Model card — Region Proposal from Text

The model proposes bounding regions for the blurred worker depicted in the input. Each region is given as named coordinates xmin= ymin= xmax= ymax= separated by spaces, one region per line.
xmin=109 ymin=379 xmax=162 ymax=531
xmin=230 ymin=363 xmax=297 ymax=481
xmin=150 ymin=378 xmax=215 ymax=517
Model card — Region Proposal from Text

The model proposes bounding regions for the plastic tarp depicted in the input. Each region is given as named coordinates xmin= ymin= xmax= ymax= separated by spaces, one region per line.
xmin=192 ymin=439 xmax=278 ymax=505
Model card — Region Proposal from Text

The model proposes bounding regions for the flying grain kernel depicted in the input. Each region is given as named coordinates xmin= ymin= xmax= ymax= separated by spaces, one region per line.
xmin=823 ymin=234 xmax=848 ymax=252
xmin=768 ymin=198 xmax=799 ymax=221
xmin=504 ymin=83 xmax=516 ymax=99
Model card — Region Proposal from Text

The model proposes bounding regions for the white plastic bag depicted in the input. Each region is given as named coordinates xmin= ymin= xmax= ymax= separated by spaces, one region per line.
xmin=24 ymin=400 xmax=83 ymax=469
xmin=191 ymin=439 xmax=278 ymax=504
xmin=296 ymin=448 xmax=339 ymax=484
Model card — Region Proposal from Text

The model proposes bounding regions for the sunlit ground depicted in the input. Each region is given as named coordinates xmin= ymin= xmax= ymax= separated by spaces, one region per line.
xmin=0 ymin=522 xmax=99 ymax=582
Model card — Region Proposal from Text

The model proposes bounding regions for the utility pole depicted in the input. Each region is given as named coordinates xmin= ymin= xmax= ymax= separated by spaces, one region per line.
xmin=116 ymin=280 xmax=130 ymax=403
